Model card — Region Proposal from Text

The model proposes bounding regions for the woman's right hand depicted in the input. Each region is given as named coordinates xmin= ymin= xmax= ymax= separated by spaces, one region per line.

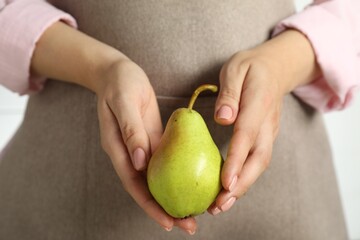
xmin=94 ymin=59 xmax=197 ymax=235
xmin=31 ymin=21 xmax=196 ymax=235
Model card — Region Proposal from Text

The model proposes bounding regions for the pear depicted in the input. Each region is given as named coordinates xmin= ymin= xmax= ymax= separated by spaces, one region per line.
xmin=147 ymin=84 xmax=223 ymax=218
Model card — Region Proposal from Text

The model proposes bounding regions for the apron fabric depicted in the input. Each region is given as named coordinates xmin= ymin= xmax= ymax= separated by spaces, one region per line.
xmin=0 ymin=0 xmax=348 ymax=239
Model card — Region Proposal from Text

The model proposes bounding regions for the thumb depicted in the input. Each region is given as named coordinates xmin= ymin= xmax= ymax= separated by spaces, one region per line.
xmin=215 ymin=62 xmax=249 ymax=125
xmin=109 ymin=99 xmax=151 ymax=171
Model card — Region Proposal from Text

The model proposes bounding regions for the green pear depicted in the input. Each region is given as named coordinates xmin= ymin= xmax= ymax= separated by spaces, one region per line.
xmin=147 ymin=84 xmax=223 ymax=218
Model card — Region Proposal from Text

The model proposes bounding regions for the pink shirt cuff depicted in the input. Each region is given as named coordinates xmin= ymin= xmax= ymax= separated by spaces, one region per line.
xmin=0 ymin=0 xmax=77 ymax=95
xmin=273 ymin=0 xmax=360 ymax=112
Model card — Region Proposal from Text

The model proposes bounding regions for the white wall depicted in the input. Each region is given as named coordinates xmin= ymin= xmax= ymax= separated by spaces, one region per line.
xmin=324 ymin=98 xmax=360 ymax=240
xmin=0 ymin=0 xmax=359 ymax=239
xmin=0 ymin=87 xmax=27 ymax=149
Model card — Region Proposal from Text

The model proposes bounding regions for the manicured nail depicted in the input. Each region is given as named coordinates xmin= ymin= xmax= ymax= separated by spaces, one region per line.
xmin=187 ymin=229 xmax=196 ymax=235
xmin=211 ymin=207 xmax=221 ymax=216
xmin=133 ymin=148 xmax=146 ymax=170
xmin=217 ymin=105 xmax=233 ymax=120
xmin=220 ymin=197 xmax=236 ymax=212
xmin=228 ymin=176 xmax=238 ymax=192
xmin=163 ymin=226 xmax=172 ymax=232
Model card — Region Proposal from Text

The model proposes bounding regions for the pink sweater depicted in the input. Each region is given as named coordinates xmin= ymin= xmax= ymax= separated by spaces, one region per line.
xmin=0 ymin=0 xmax=359 ymax=112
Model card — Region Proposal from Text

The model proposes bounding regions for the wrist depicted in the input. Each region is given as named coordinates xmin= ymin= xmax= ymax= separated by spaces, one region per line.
xmin=83 ymin=46 xmax=129 ymax=94
xmin=254 ymin=29 xmax=321 ymax=95
xmin=91 ymin=56 xmax=136 ymax=96
xmin=31 ymin=21 xmax=129 ymax=93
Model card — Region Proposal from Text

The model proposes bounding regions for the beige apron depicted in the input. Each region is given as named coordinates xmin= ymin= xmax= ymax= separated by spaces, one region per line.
xmin=0 ymin=0 xmax=348 ymax=239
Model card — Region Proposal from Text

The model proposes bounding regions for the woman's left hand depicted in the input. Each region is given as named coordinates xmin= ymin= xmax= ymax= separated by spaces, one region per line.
xmin=208 ymin=30 xmax=321 ymax=215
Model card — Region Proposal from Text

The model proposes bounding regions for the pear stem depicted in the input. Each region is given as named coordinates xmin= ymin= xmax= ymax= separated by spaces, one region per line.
xmin=188 ymin=84 xmax=218 ymax=110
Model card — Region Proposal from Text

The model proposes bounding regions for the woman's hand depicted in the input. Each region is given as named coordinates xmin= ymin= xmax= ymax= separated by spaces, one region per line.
xmin=208 ymin=30 xmax=321 ymax=215
xmin=31 ymin=21 xmax=197 ymax=235
xmin=94 ymin=59 xmax=197 ymax=234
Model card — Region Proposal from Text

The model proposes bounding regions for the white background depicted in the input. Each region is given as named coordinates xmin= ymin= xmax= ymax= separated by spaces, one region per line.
xmin=0 ymin=0 xmax=359 ymax=239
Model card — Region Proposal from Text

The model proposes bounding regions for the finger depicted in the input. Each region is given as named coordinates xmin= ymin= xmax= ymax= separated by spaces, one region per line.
xmin=221 ymin=76 xmax=272 ymax=191
xmin=108 ymin=95 xmax=151 ymax=171
xmin=214 ymin=60 xmax=250 ymax=125
xmin=209 ymin=115 xmax=274 ymax=215
xmin=209 ymin=144 xmax=272 ymax=215
xmin=174 ymin=217 xmax=197 ymax=235
xmin=142 ymin=92 xmax=163 ymax=155
xmin=227 ymin=111 xmax=276 ymax=200
xmin=97 ymin=101 xmax=176 ymax=231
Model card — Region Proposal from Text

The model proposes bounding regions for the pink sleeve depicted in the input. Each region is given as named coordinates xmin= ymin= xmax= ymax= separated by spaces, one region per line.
xmin=273 ymin=0 xmax=360 ymax=112
xmin=0 ymin=0 xmax=77 ymax=95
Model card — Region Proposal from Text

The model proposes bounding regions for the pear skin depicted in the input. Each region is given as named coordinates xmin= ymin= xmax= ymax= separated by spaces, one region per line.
xmin=147 ymin=85 xmax=223 ymax=218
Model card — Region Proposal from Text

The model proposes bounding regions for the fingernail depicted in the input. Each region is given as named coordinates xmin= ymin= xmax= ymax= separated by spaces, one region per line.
xmin=217 ymin=105 xmax=233 ymax=120
xmin=133 ymin=148 xmax=146 ymax=170
xmin=187 ymin=229 xmax=196 ymax=235
xmin=220 ymin=197 xmax=236 ymax=212
xmin=163 ymin=226 xmax=172 ymax=232
xmin=229 ymin=176 xmax=238 ymax=192
xmin=211 ymin=207 xmax=221 ymax=216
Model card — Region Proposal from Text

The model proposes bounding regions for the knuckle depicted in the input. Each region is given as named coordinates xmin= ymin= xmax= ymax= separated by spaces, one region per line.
xmin=234 ymin=127 xmax=258 ymax=146
xmin=261 ymin=90 xmax=274 ymax=109
xmin=121 ymin=181 xmax=131 ymax=194
xmin=110 ymin=94 xmax=126 ymax=108
xmin=221 ymin=62 xmax=239 ymax=79
xmin=254 ymin=148 xmax=272 ymax=170
xmin=121 ymin=123 xmax=138 ymax=146
xmin=262 ymin=155 xmax=271 ymax=169
xmin=226 ymin=150 xmax=240 ymax=164
xmin=219 ymin=87 xmax=240 ymax=103
xmin=221 ymin=59 xmax=247 ymax=80
xmin=120 ymin=172 xmax=137 ymax=194
xmin=236 ymin=182 xmax=249 ymax=198
xmin=100 ymin=137 xmax=109 ymax=152
xmin=271 ymin=111 xmax=279 ymax=125
xmin=270 ymin=112 xmax=281 ymax=138
xmin=100 ymin=133 xmax=113 ymax=154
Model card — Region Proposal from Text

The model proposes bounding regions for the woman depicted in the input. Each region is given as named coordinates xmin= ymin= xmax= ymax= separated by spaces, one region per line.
xmin=0 ymin=0 xmax=359 ymax=239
